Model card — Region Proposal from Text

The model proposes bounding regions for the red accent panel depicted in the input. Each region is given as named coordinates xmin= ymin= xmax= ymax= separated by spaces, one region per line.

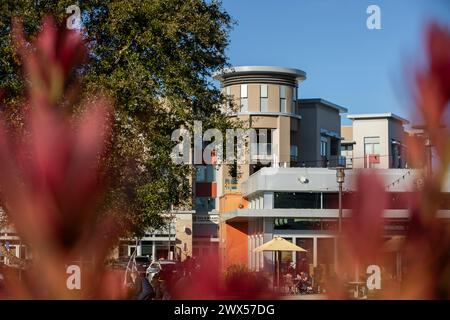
xmin=369 ymin=154 xmax=380 ymax=164
xmin=196 ymin=182 xmax=217 ymax=197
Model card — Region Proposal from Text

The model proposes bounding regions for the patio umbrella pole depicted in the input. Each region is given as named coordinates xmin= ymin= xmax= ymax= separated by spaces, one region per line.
xmin=277 ymin=251 xmax=280 ymax=292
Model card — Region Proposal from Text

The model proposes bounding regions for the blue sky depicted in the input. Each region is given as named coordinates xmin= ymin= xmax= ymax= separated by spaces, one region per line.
xmin=221 ymin=0 xmax=450 ymax=124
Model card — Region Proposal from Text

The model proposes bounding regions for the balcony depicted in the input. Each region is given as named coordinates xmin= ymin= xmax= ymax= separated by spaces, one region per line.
xmin=250 ymin=143 xmax=276 ymax=162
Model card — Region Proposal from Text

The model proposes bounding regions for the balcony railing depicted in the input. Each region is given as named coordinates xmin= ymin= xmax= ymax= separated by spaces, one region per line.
xmin=250 ymin=143 xmax=276 ymax=162
xmin=224 ymin=179 xmax=240 ymax=193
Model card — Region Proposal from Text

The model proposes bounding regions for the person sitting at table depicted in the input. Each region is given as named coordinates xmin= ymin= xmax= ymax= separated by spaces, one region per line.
xmin=299 ymin=272 xmax=313 ymax=294
xmin=284 ymin=272 xmax=294 ymax=294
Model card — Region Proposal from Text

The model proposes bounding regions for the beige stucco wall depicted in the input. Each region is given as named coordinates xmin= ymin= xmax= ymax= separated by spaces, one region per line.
xmin=267 ymin=84 xmax=280 ymax=112
xmin=341 ymin=125 xmax=353 ymax=141
xmin=250 ymin=115 xmax=278 ymax=128
xmin=278 ymin=116 xmax=291 ymax=163
xmin=247 ymin=84 xmax=259 ymax=112
xmin=176 ymin=213 xmax=193 ymax=261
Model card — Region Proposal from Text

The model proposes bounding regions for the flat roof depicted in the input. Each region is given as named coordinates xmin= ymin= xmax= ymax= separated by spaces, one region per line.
xmin=347 ymin=113 xmax=409 ymax=124
xmin=213 ymin=66 xmax=307 ymax=82
xmin=299 ymin=98 xmax=348 ymax=113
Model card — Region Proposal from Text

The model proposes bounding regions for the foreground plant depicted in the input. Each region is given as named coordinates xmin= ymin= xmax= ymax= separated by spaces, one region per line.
xmin=329 ymin=22 xmax=450 ymax=300
xmin=0 ymin=18 xmax=126 ymax=299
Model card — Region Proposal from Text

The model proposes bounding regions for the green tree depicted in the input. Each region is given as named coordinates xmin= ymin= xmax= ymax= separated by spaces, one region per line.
xmin=0 ymin=0 xmax=237 ymax=235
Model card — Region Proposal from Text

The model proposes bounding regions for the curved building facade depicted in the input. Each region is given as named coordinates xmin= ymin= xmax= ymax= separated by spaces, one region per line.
xmin=214 ymin=66 xmax=307 ymax=188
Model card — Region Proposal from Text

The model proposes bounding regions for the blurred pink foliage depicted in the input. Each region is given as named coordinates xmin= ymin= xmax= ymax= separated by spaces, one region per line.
xmin=0 ymin=17 xmax=127 ymax=299
xmin=330 ymin=22 xmax=450 ymax=299
xmin=169 ymin=253 xmax=276 ymax=300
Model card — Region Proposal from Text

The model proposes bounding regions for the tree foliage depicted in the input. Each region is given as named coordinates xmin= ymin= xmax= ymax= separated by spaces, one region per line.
xmin=0 ymin=0 xmax=236 ymax=235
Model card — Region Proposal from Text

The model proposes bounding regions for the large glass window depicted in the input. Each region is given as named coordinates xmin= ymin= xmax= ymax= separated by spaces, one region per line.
xmin=296 ymin=238 xmax=313 ymax=272
xmin=240 ymin=84 xmax=248 ymax=112
xmin=274 ymin=218 xmax=338 ymax=231
xmin=274 ymin=192 xmax=321 ymax=209
xmin=317 ymin=238 xmax=335 ymax=266
xmin=280 ymin=237 xmax=294 ymax=270
xmin=279 ymin=86 xmax=286 ymax=113
xmin=322 ymin=192 xmax=358 ymax=209
xmin=260 ymin=84 xmax=268 ymax=112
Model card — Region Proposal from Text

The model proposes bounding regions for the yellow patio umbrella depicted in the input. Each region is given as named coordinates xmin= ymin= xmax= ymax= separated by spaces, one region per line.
xmin=254 ymin=236 xmax=307 ymax=291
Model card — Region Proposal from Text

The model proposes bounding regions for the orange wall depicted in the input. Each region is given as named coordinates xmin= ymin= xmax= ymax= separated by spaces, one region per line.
xmin=219 ymin=193 xmax=249 ymax=268
xmin=219 ymin=193 xmax=248 ymax=213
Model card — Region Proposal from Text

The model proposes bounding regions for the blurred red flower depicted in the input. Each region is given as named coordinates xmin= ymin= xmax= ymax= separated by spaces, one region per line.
xmin=0 ymin=17 xmax=126 ymax=299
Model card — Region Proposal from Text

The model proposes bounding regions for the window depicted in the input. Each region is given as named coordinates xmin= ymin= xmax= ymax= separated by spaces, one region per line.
xmin=330 ymin=139 xmax=339 ymax=156
xmin=290 ymin=145 xmax=298 ymax=161
xmin=208 ymin=198 xmax=216 ymax=210
xmin=195 ymin=197 xmax=216 ymax=211
xmin=274 ymin=192 xmax=321 ymax=209
xmin=274 ymin=218 xmax=338 ymax=231
xmin=260 ymin=84 xmax=268 ymax=112
xmin=391 ymin=141 xmax=403 ymax=168
xmin=320 ymin=137 xmax=328 ymax=157
xmin=341 ymin=144 xmax=353 ymax=156
xmin=280 ymin=237 xmax=293 ymax=265
xmin=279 ymin=86 xmax=286 ymax=113
xmin=251 ymin=129 xmax=273 ymax=155
xmin=364 ymin=136 xmax=380 ymax=155
xmin=364 ymin=136 xmax=381 ymax=168
xmin=196 ymin=165 xmax=215 ymax=182
xmin=296 ymin=238 xmax=313 ymax=266
xmin=196 ymin=166 xmax=206 ymax=182
xmin=240 ymin=84 xmax=248 ymax=112
xmin=341 ymin=144 xmax=353 ymax=167
xmin=317 ymin=238 xmax=335 ymax=265
xmin=225 ymin=86 xmax=232 ymax=108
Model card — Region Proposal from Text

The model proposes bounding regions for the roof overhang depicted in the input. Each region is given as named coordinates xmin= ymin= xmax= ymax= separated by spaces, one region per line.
xmin=347 ymin=113 xmax=409 ymax=124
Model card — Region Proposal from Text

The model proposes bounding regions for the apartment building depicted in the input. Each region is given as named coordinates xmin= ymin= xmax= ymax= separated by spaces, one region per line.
xmin=341 ymin=113 xmax=409 ymax=169
xmin=297 ymin=99 xmax=347 ymax=167
xmin=0 ymin=66 xmax=428 ymax=270
xmin=214 ymin=67 xmax=447 ymax=281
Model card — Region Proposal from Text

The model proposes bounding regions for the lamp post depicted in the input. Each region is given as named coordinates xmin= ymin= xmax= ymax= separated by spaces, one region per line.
xmin=334 ymin=165 xmax=346 ymax=271
xmin=336 ymin=166 xmax=345 ymax=235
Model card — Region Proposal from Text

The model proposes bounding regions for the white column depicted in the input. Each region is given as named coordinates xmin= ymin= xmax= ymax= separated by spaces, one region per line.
xmin=263 ymin=192 xmax=274 ymax=209
xmin=292 ymin=237 xmax=297 ymax=267
xmin=152 ymin=236 xmax=156 ymax=261
xmin=313 ymin=237 xmax=318 ymax=267
xmin=137 ymin=244 xmax=142 ymax=256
